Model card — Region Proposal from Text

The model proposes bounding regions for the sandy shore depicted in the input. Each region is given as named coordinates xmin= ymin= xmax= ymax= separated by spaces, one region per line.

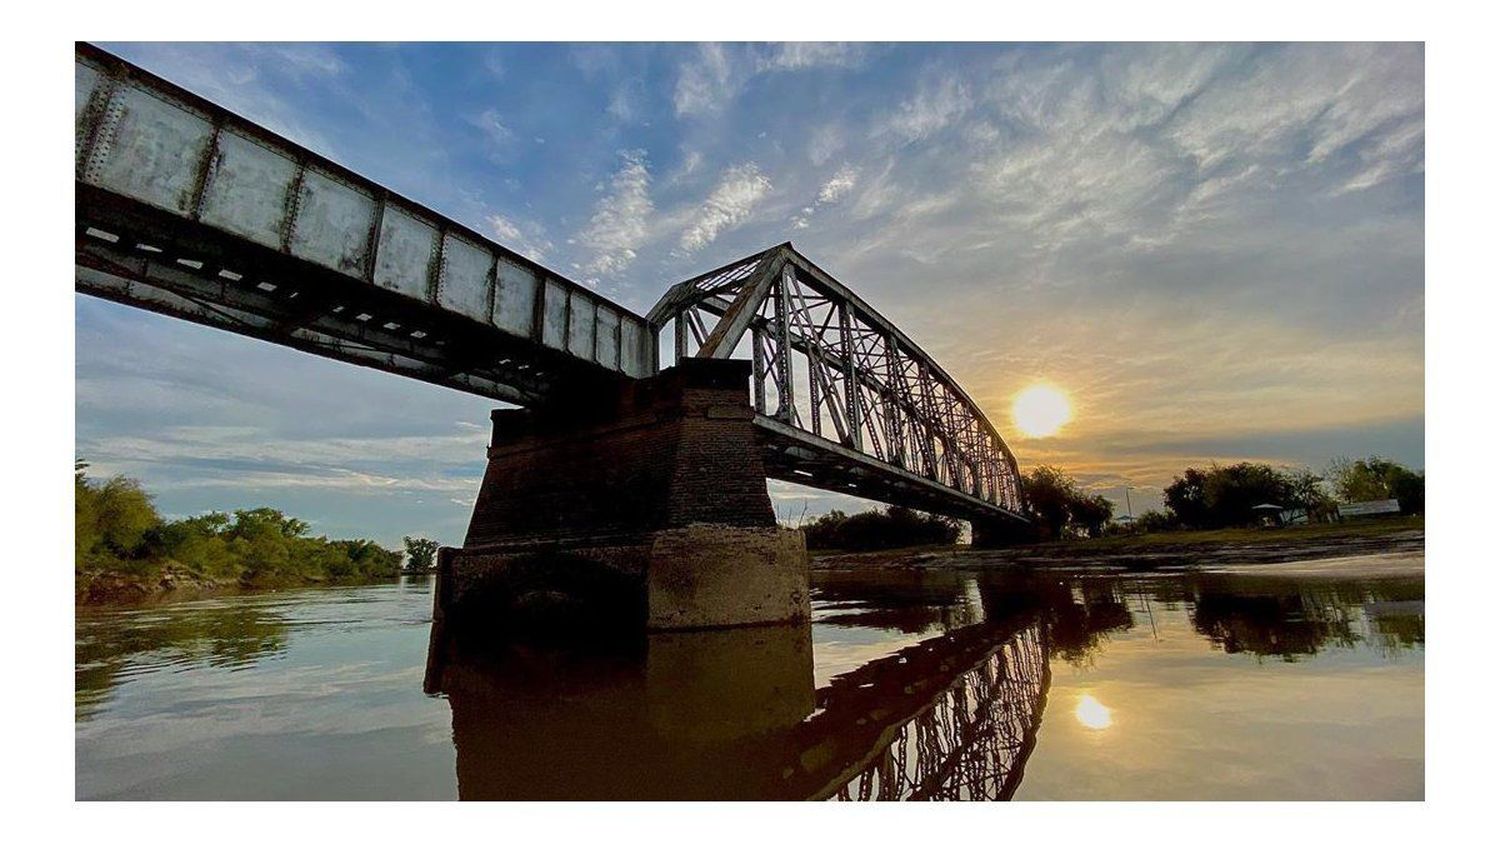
xmin=1194 ymin=550 xmax=1423 ymax=578
xmin=811 ymin=525 xmax=1424 ymax=573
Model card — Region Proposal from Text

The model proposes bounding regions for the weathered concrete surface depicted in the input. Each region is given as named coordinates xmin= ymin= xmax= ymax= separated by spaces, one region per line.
xmin=646 ymin=525 xmax=809 ymax=630
xmin=439 ymin=357 xmax=810 ymax=632
xmin=434 ymin=526 xmax=809 ymax=632
xmin=433 ymin=541 xmax=651 ymax=632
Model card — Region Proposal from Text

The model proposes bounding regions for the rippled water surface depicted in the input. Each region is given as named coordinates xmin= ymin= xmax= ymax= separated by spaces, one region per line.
xmin=76 ymin=565 xmax=1423 ymax=800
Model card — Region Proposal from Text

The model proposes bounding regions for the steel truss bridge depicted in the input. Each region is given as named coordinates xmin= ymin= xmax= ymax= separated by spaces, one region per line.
xmin=74 ymin=43 xmax=1027 ymax=526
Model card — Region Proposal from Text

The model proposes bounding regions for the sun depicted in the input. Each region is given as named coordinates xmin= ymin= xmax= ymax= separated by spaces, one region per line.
xmin=1012 ymin=383 xmax=1072 ymax=438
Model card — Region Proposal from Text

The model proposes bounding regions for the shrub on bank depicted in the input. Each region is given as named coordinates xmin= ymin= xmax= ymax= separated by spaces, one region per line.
xmin=802 ymin=506 xmax=961 ymax=551
xmin=75 ymin=462 xmax=403 ymax=587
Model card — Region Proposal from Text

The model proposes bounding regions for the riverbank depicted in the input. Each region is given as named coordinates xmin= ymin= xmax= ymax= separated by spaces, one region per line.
xmin=75 ymin=565 xmax=431 ymax=605
xmin=811 ymin=518 xmax=1424 ymax=572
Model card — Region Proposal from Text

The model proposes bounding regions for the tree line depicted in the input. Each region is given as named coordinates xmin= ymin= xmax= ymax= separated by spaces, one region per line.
xmin=1142 ymin=455 xmax=1424 ymax=532
xmin=75 ymin=462 xmax=430 ymax=586
xmin=798 ymin=454 xmax=1424 ymax=550
xmin=802 ymin=506 xmax=961 ymax=551
xmin=1021 ymin=455 xmax=1422 ymax=539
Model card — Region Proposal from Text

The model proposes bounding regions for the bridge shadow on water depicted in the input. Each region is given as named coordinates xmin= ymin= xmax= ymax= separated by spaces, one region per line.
xmin=422 ymin=573 xmax=1087 ymax=801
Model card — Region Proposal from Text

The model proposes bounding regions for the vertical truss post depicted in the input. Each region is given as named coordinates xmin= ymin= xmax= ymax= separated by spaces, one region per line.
xmin=773 ymin=263 xmax=795 ymax=423
xmin=915 ymin=361 xmax=944 ymax=482
xmin=674 ymin=312 xmax=687 ymax=364
xmin=839 ymin=301 xmax=863 ymax=451
xmin=883 ymin=332 xmax=906 ymax=470
xmin=751 ymin=327 xmax=766 ymax=414
xmin=805 ymin=308 xmax=823 ymax=437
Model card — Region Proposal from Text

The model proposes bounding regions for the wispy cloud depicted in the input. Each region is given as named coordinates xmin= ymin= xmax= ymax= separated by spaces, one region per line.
xmin=817 ymin=163 xmax=860 ymax=204
xmin=807 ymin=124 xmax=844 ymax=166
xmin=573 ymin=149 xmax=655 ymax=281
xmin=877 ymin=76 xmax=973 ymax=143
xmin=792 ymin=163 xmax=860 ymax=229
xmin=486 ymin=213 xmax=553 ymax=263
xmin=677 ymin=163 xmax=772 ymax=254
xmin=673 ymin=43 xmax=735 ymax=117
xmin=757 ymin=42 xmax=867 ymax=73
xmin=469 ymin=108 xmax=516 ymax=155
xmin=676 ymin=43 xmax=869 ymax=118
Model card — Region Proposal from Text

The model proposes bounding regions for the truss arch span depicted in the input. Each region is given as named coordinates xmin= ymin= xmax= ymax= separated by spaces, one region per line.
xmin=649 ymin=244 xmax=1027 ymax=523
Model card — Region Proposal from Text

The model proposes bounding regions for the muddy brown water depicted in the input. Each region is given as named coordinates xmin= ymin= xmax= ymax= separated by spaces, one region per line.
xmin=76 ymin=559 xmax=1423 ymax=800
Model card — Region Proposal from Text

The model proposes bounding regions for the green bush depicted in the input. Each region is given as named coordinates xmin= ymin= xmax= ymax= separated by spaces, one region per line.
xmin=1328 ymin=456 xmax=1424 ymax=514
xmin=402 ymin=536 xmax=440 ymax=571
xmin=75 ymin=462 xmax=402 ymax=584
xmin=802 ymin=505 xmax=961 ymax=551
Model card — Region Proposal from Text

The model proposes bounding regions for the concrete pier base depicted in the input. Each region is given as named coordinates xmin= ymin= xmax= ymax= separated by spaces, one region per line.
xmin=435 ymin=358 xmax=810 ymax=632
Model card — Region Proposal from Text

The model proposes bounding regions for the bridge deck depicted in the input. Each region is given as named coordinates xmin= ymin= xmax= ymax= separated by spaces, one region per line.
xmin=76 ymin=43 xmax=652 ymax=407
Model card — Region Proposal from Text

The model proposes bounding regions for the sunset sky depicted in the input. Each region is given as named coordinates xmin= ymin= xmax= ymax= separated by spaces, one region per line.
xmin=76 ymin=42 xmax=1425 ymax=545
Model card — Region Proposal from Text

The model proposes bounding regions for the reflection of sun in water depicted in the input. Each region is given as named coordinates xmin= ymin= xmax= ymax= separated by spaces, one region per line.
xmin=1075 ymin=694 xmax=1112 ymax=730
xmin=1012 ymin=384 xmax=1072 ymax=438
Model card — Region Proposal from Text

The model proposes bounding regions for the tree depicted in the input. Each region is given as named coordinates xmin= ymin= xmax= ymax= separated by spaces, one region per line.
xmin=1202 ymin=462 xmax=1289 ymax=527
xmin=1068 ymin=494 xmax=1115 ymax=539
xmin=403 ymin=536 xmax=440 ymax=571
xmin=1016 ymin=466 xmax=1128 ymax=540
xmin=75 ymin=461 xmax=98 ymax=568
xmin=1390 ymin=471 xmax=1425 ymax=515
xmin=1163 ymin=463 xmax=1291 ymax=529
xmin=1162 ymin=468 xmax=1210 ymax=529
xmin=1022 ymin=466 xmax=1079 ymax=540
xmin=1283 ymin=468 xmax=1334 ymax=516
xmin=802 ymin=509 xmax=848 ymax=549
xmin=75 ymin=463 xmax=161 ymax=569
xmin=1328 ymin=456 xmax=1424 ymax=514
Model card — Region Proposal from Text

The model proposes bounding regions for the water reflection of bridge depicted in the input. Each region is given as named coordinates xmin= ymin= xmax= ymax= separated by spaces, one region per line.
xmin=425 ymin=605 xmax=1051 ymax=800
xmin=819 ymin=626 xmax=1049 ymax=801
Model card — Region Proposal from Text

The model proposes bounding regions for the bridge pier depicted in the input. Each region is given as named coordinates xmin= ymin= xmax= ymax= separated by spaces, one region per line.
xmin=435 ymin=358 xmax=810 ymax=633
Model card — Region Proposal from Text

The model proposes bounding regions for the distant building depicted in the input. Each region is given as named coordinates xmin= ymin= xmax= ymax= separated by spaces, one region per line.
xmin=1337 ymin=499 xmax=1402 ymax=519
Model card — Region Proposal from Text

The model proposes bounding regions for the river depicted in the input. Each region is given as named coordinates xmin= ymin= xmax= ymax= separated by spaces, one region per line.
xmin=75 ymin=561 xmax=1423 ymax=800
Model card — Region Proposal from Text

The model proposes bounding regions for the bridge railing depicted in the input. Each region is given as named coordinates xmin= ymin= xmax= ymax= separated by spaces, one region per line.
xmin=649 ymin=243 xmax=1026 ymax=516
xmin=75 ymin=44 xmax=654 ymax=395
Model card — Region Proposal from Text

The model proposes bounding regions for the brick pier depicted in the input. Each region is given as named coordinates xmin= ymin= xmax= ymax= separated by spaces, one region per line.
xmin=433 ymin=358 xmax=810 ymax=632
